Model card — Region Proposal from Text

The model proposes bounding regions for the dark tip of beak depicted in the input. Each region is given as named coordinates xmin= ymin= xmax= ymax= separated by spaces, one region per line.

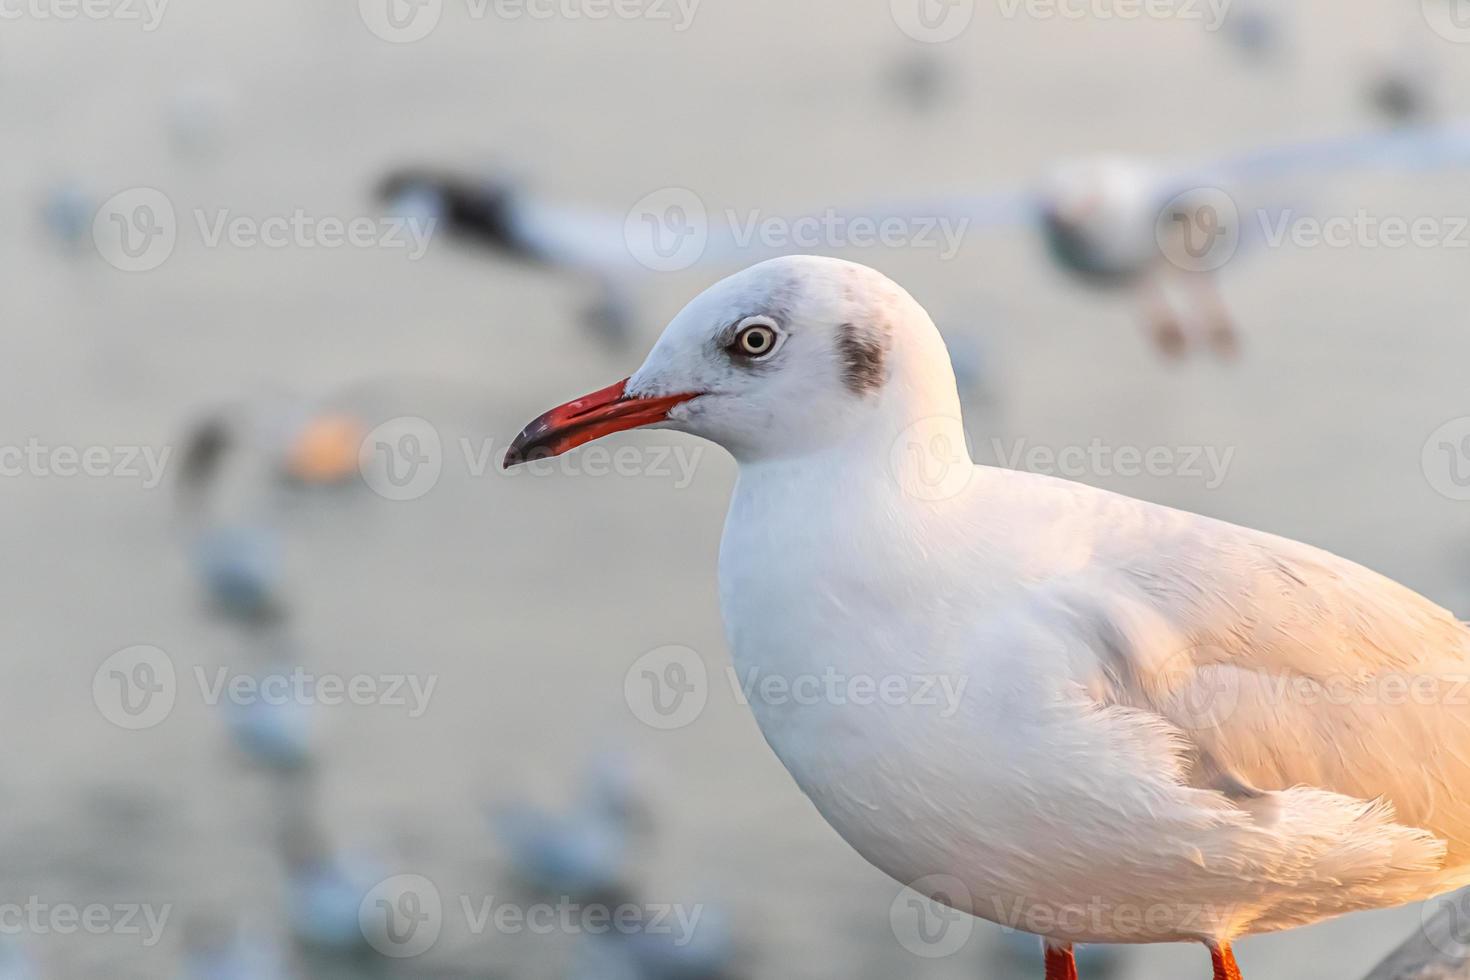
xmin=502 ymin=426 xmax=553 ymax=469
xmin=502 ymin=379 xmax=699 ymax=470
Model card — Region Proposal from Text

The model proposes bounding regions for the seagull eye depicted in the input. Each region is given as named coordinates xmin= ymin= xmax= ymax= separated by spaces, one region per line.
xmin=731 ymin=319 xmax=781 ymax=360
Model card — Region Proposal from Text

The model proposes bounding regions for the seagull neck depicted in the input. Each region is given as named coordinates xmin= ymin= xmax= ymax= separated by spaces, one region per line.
xmin=731 ymin=407 xmax=975 ymax=513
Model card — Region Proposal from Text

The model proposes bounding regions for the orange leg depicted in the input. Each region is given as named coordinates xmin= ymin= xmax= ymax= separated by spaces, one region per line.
xmin=1044 ymin=942 xmax=1078 ymax=980
xmin=1209 ymin=941 xmax=1244 ymax=980
xmin=1136 ymin=273 xmax=1189 ymax=360
xmin=1186 ymin=271 xmax=1240 ymax=360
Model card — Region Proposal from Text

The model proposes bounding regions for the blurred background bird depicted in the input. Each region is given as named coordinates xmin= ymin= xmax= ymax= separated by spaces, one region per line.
xmin=840 ymin=121 xmax=1470 ymax=359
xmin=489 ymin=754 xmax=652 ymax=903
xmin=177 ymin=917 xmax=290 ymax=980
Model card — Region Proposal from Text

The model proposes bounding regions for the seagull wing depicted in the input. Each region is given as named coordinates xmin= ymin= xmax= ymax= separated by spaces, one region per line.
xmin=1003 ymin=471 xmax=1470 ymax=862
xmin=818 ymin=189 xmax=1041 ymax=234
xmin=507 ymin=196 xmax=645 ymax=272
xmin=1158 ymin=119 xmax=1470 ymax=194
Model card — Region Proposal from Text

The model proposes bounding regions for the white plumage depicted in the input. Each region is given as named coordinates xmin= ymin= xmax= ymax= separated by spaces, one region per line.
xmin=507 ymin=255 xmax=1470 ymax=976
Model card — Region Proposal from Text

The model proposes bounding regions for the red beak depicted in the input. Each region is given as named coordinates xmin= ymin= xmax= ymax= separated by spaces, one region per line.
xmin=503 ymin=378 xmax=698 ymax=468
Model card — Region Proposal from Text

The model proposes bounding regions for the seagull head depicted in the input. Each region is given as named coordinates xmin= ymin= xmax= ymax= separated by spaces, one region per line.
xmin=503 ymin=255 xmax=965 ymax=467
xmin=1041 ymin=156 xmax=1156 ymax=230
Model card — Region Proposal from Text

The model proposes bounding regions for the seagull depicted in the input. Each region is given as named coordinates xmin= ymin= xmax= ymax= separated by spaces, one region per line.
xmin=280 ymin=819 xmax=385 ymax=958
xmin=490 ymin=754 xmax=651 ymax=902
xmin=189 ymin=523 xmax=287 ymax=624
xmin=222 ymin=671 xmax=314 ymax=773
xmin=847 ymin=120 xmax=1470 ymax=359
xmin=504 ymin=255 xmax=1470 ymax=979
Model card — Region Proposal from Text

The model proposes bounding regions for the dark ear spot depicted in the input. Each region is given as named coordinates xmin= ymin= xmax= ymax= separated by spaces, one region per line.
xmin=836 ymin=322 xmax=891 ymax=396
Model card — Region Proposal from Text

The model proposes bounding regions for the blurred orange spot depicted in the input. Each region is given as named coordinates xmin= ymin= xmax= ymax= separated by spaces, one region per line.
xmin=284 ymin=414 xmax=365 ymax=484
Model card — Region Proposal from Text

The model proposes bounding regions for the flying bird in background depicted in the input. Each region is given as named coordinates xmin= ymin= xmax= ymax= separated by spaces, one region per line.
xmin=505 ymin=255 xmax=1470 ymax=980
xmin=386 ymin=120 xmax=1470 ymax=362
xmin=836 ymin=119 xmax=1470 ymax=359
